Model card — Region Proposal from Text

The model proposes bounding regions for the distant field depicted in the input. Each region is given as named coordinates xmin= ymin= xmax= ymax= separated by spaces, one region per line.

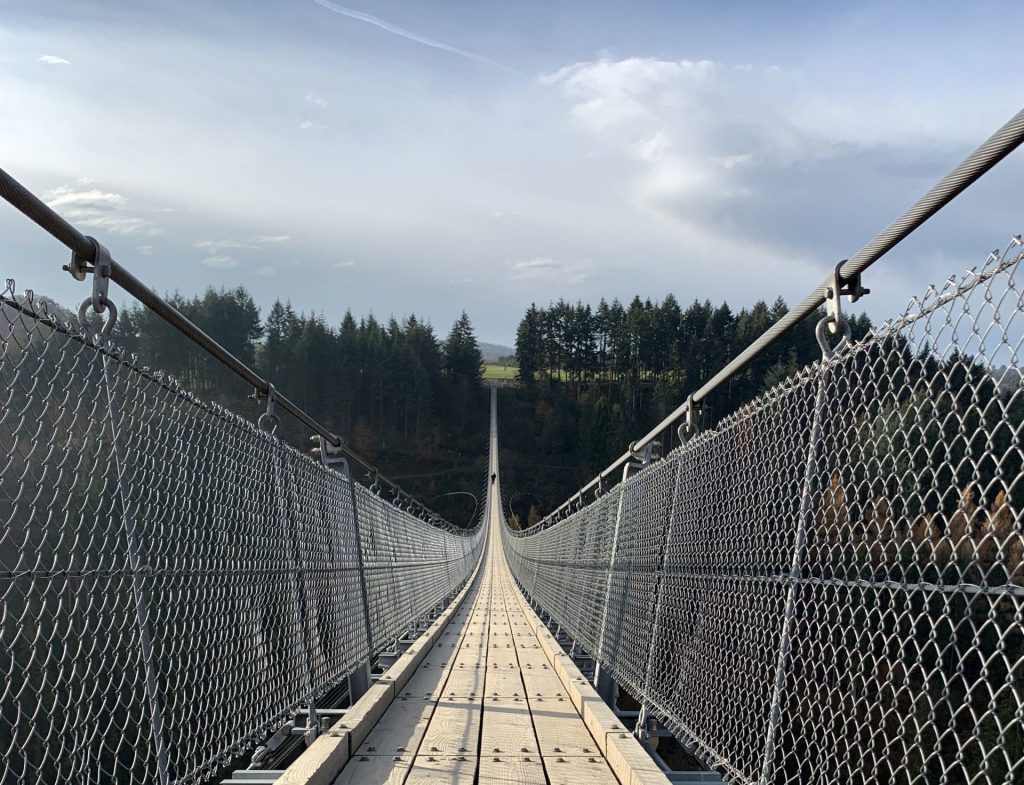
xmin=483 ymin=363 xmax=517 ymax=381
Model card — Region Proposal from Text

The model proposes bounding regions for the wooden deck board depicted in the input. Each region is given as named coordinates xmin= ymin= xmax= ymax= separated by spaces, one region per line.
xmin=355 ymin=696 xmax=436 ymax=756
xmin=527 ymin=695 xmax=603 ymax=757
xmin=544 ymin=754 xmax=622 ymax=785
xmin=479 ymin=696 xmax=539 ymax=756
xmin=419 ymin=696 xmax=482 ymax=756
xmin=478 ymin=755 xmax=546 ymax=784
xmin=404 ymin=755 xmax=476 ymax=784
xmin=332 ymin=754 xmax=410 ymax=785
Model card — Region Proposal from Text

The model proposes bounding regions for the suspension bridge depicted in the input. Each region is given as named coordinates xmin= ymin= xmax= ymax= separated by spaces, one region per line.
xmin=2 ymin=106 xmax=1024 ymax=785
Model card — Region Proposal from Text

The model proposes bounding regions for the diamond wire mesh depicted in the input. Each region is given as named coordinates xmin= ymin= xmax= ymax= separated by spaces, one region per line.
xmin=0 ymin=284 xmax=484 ymax=785
xmin=503 ymin=239 xmax=1024 ymax=785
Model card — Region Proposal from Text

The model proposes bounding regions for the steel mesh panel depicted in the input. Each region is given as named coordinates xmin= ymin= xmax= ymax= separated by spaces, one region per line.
xmin=503 ymin=240 xmax=1024 ymax=785
xmin=0 ymin=286 xmax=484 ymax=785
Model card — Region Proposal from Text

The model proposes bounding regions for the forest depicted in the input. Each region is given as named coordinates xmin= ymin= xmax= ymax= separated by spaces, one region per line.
xmin=100 ymin=286 xmax=875 ymax=525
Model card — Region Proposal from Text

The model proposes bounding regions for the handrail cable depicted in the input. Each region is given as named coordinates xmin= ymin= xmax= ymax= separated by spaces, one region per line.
xmin=0 ymin=166 xmax=444 ymax=523
xmin=548 ymin=105 xmax=1024 ymax=519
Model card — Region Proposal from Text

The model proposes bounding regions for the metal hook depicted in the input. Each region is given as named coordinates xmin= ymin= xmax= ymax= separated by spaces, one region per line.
xmin=77 ymin=296 xmax=118 ymax=346
xmin=257 ymin=383 xmax=280 ymax=432
xmin=676 ymin=396 xmax=700 ymax=444
xmin=75 ymin=244 xmax=118 ymax=346
xmin=815 ymin=315 xmax=852 ymax=358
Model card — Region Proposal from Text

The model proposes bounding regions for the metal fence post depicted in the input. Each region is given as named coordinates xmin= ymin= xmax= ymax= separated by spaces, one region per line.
xmin=93 ymin=307 xmax=171 ymax=785
xmin=636 ymin=456 xmax=685 ymax=739
xmin=317 ymin=442 xmax=374 ymax=702
xmin=272 ymin=445 xmax=322 ymax=742
xmin=594 ymin=443 xmax=652 ymax=703
xmin=593 ymin=481 xmax=626 ymax=703
xmin=757 ymin=318 xmax=841 ymax=783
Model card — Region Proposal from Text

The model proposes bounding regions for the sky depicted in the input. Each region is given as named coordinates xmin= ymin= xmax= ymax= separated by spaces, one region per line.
xmin=1 ymin=0 xmax=1022 ymax=346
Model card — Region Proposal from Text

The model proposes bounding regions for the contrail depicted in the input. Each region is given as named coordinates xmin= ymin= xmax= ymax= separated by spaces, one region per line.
xmin=312 ymin=0 xmax=520 ymax=74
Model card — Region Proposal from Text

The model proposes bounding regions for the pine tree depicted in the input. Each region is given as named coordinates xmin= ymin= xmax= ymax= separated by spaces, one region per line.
xmin=443 ymin=311 xmax=484 ymax=386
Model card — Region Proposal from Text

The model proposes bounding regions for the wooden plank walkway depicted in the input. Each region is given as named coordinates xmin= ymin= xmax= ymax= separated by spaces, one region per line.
xmin=280 ymin=389 xmax=672 ymax=785
xmin=333 ymin=527 xmax=626 ymax=784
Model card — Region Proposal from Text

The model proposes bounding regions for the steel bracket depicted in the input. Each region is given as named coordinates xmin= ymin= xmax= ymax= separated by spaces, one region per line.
xmin=825 ymin=260 xmax=869 ymax=334
xmin=676 ymin=396 xmax=701 ymax=444
xmin=311 ymin=434 xmax=347 ymax=467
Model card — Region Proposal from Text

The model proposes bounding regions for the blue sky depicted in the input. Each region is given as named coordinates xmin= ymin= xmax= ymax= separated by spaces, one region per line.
xmin=2 ymin=0 xmax=1022 ymax=344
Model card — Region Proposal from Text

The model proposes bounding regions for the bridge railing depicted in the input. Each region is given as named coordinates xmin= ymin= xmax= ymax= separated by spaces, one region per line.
xmin=502 ymin=238 xmax=1024 ymax=784
xmin=0 ymin=281 xmax=484 ymax=785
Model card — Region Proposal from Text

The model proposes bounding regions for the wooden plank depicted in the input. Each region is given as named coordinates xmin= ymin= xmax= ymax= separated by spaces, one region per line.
xmin=405 ymin=755 xmax=476 ymax=784
xmin=519 ymin=666 xmax=569 ymax=699
xmin=480 ymin=696 xmax=538 ymax=755
xmin=478 ymin=755 xmax=546 ymax=784
xmin=543 ymin=754 xmax=621 ymax=785
xmin=527 ymin=695 xmax=602 ymax=757
xmin=485 ymin=646 xmax=519 ymax=668
xmin=400 ymin=659 xmax=452 ymax=700
xmin=419 ymin=696 xmax=482 ymax=756
xmin=442 ymin=663 xmax=486 ymax=698
xmin=331 ymin=754 xmax=410 ymax=785
xmin=603 ymin=731 xmax=672 ymax=785
xmin=355 ymin=696 xmax=435 ymax=756
xmin=278 ymin=726 xmax=349 ymax=785
xmin=484 ymin=666 xmax=524 ymax=698
xmin=451 ymin=644 xmax=486 ymax=669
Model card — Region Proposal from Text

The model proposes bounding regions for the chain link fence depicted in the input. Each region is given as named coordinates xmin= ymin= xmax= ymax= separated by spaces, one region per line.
xmin=503 ymin=238 xmax=1024 ymax=785
xmin=0 ymin=282 xmax=484 ymax=785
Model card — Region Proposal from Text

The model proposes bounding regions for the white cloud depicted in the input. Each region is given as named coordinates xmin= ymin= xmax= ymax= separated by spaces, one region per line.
xmin=508 ymin=257 xmax=590 ymax=284
xmin=333 ymin=260 xmax=356 ymax=268
xmin=200 ymin=255 xmax=238 ymax=268
xmin=541 ymin=57 xmax=772 ymax=217
xmin=253 ymin=234 xmax=289 ymax=243
xmin=136 ymin=244 xmax=156 ymax=256
xmin=38 ymin=55 xmax=70 ymax=65
xmin=193 ymin=238 xmax=248 ymax=252
xmin=305 ymin=93 xmax=328 ymax=108
xmin=46 ymin=188 xmax=126 ymax=209
xmin=44 ymin=185 xmax=162 ymax=236
xmin=254 ymin=265 xmax=277 ymax=276
xmin=299 ymin=120 xmax=326 ymax=130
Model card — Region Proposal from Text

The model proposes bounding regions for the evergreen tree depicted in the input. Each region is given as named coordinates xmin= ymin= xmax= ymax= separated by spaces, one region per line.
xmin=443 ymin=311 xmax=484 ymax=386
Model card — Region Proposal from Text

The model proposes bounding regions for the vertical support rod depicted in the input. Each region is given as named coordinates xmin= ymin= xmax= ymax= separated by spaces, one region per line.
xmin=593 ymin=482 xmax=628 ymax=703
xmin=637 ymin=456 xmax=685 ymax=736
xmin=276 ymin=449 xmax=321 ymax=741
xmin=594 ymin=444 xmax=650 ymax=703
xmin=338 ymin=456 xmax=375 ymax=701
xmin=99 ymin=342 xmax=171 ymax=784
xmin=758 ymin=365 xmax=830 ymax=783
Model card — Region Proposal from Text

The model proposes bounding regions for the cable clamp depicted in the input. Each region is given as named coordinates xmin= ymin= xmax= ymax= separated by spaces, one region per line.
xmin=825 ymin=260 xmax=869 ymax=334
xmin=310 ymin=434 xmax=346 ymax=467
xmin=65 ymin=236 xmax=113 ymax=305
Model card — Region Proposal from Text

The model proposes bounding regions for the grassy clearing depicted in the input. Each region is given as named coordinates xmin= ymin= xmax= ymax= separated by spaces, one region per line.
xmin=483 ymin=363 xmax=517 ymax=381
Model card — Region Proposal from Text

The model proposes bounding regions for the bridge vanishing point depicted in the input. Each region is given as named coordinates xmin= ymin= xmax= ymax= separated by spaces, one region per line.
xmin=3 ymin=107 xmax=1024 ymax=785
xmin=273 ymin=389 xmax=686 ymax=785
